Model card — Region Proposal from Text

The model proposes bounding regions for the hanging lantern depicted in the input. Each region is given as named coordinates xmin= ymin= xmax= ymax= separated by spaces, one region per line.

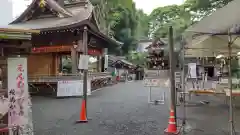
xmin=39 ymin=0 xmax=46 ymax=8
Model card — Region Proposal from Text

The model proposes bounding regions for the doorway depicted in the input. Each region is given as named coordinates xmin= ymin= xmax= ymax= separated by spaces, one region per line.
xmin=205 ymin=66 xmax=214 ymax=78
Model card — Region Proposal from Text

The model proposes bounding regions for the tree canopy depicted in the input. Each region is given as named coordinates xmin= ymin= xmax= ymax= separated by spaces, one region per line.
xmin=90 ymin=0 xmax=234 ymax=56
xmin=91 ymin=0 xmax=150 ymax=55
xmin=149 ymin=0 xmax=234 ymax=41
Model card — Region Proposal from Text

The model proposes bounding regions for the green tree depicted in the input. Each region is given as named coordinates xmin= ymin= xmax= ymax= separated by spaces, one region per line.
xmin=127 ymin=52 xmax=147 ymax=66
xmin=149 ymin=5 xmax=191 ymax=41
xmin=91 ymin=0 xmax=150 ymax=55
xmin=183 ymin=0 xmax=234 ymax=21
xmin=135 ymin=9 xmax=150 ymax=39
xmin=149 ymin=0 xmax=234 ymax=41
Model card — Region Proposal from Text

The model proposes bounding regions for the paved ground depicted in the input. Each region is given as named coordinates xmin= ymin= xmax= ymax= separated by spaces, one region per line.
xmin=31 ymin=81 xmax=240 ymax=135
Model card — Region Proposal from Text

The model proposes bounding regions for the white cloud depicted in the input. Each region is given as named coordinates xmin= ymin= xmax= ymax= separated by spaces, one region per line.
xmin=12 ymin=0 xmax=32 ymax=18
xmin=133 ymin=0 xmax=184 ymax=14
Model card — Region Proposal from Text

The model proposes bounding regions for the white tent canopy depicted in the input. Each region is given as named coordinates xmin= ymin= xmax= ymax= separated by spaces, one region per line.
xmin=184 ymin=0 xmax=240 ymax=58
xmin=186 ymin=0 xmax=240 ymax=34
xmin=185 ymin=35 xmax=240 ymax=57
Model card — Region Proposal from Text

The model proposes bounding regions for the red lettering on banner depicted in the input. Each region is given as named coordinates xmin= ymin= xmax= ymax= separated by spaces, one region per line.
xmin=16 ymin=63 xmax=25 ymax=117
xmin=31 ymin=46 xmax=102 ymax=55
xmin=16 ymin=64 xmax=25 ymax=96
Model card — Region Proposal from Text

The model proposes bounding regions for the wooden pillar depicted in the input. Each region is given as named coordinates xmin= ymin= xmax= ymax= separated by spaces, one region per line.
xmin=53 ymin=53 xmax=59 ymax=75
xmin=1 ymin=57 xmax=7 ymax=89
xmin=71 ymin=47 xmax=77 ymax=74
xmin=97 ymin=56 xmax=102 ymax=72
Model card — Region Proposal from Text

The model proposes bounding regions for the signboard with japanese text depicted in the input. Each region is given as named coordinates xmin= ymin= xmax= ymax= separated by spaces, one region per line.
xmin=104 ymin=55 xmax=108 ymax=69
xmin=143 ymin=78 xmax=167 ymax=87
xmin=175 ymin=72 xmax=181 ymax=89
xmin=7 ymin=57 xmax=33 ymax=135
xmin=57 ymin=80 xmax=91 ymax=97
xmin=78 ymin=55 xmax=89 ymax=70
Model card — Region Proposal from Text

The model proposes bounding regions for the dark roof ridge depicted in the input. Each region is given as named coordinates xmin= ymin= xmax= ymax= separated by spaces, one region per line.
xmin=10 ymin=0 xmax=73 ymax=24
xmin=47 ymin=0 xmax=73 ymax=17
xmin=145 ymin=38 xmax=167 ymax=49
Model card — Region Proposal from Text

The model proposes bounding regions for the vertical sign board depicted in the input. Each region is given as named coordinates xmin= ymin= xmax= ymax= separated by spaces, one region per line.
xmin=8 ymin=57 xmax=33 ymax=135
xmin=78 ymin=55 xmax=89 ymax=70
xmin=175 ymin=72 xmax=181 ymax=89
xmin=104 ymin=55 xmax=108 ymax=69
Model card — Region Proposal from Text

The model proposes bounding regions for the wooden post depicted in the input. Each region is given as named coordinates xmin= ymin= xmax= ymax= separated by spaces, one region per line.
xmin=168 ymin=26 xmax=177 ymax=122
xmin=228 ymin=30 xmax=234 ymax=135
xmin=97 ymin=55 xmax=102 ymax=72
xmin=71 ymin=46 xmax=77 ymax=74
xmin=82 ymin=26 xmax=88 ymax=115
xmin=0 ymin=57 xmax=7 ymax=89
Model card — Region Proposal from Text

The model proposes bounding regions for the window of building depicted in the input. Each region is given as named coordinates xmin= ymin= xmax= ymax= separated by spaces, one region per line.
xmin=59 ymin=54 xmax=72 ymax=74
xmin=88 ymin=56 xmax=98 ymax=72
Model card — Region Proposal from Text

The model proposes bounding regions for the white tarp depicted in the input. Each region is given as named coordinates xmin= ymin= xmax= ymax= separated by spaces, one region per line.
xmin=185 ymin=0 xmax=240 ymax=57
xmin=186 ymin=0 xmax=240 ymax=34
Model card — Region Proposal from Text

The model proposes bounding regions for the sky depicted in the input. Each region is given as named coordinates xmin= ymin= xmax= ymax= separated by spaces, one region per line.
xmin=133 ymin=0 xmax=184 ymax=14
xmin=12 ymin=0 xmax=32 ymax=18
xmin=11 ymin=0 xmax=184 ymax=18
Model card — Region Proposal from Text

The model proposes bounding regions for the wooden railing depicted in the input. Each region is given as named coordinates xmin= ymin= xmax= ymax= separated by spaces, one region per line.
xmin=28 ymin=72 xmax=112 ymax=83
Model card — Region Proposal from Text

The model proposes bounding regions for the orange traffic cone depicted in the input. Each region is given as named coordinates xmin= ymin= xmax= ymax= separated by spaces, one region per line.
xmin=164 ymin=109 xmax=178 ymax=134
xmin=76 ymin=99 xmax=88 ymax=123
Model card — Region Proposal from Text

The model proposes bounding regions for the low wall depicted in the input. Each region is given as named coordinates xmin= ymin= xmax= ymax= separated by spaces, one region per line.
xmin=28 ymin=73 xmax=115 ymax=97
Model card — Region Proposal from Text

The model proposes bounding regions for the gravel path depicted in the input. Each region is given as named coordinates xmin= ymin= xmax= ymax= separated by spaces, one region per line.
xmin=31 ymin=81 xmax=240 ymax=135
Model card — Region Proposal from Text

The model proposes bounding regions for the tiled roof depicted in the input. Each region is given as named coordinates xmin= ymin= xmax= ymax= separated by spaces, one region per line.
xmin=1 ymin=0 xmax=121 ymax=47
xmin=145 ymin=38 xmax=167 ymax=49
xmin=7 ymin=0 xmax=93 ymax=31
xmin=108 ymin=55 xmax=135 ymax=67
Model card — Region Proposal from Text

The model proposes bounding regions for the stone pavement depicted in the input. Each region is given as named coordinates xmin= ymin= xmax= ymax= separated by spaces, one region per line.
xmin=31 ymin=81 xmax=240 ymax=135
